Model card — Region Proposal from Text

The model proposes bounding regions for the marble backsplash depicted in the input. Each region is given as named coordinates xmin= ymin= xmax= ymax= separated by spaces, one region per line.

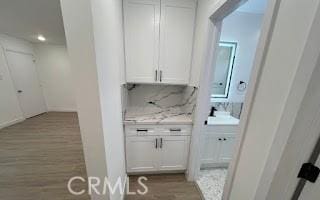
xmin=211 ymin=102 xmax=243 ymax=119
xmin=123 ymin=84 xmax=198 ymax=116
xmin=121 ymin=84 xmax=242 ymax=121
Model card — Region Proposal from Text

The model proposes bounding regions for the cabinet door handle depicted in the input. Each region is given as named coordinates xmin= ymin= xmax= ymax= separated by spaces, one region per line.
xmin=155 ymin=138 xmax=158 ymax=149
xmin=170 ymin=128 xmax=181 ymax=132
xmin=160 ymin=138 xmax=163 ymax=148
xmin=155 ymin=70 xmax=158 ymax=81
xmin=137 ymin=129 xmax=148 ymax=132
xmin=160 ymin=70 xmax=163 ymax=82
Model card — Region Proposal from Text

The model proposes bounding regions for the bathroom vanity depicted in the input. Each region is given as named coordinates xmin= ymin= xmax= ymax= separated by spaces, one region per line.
xmin=201 ymin=112 xmax=239 ymax=168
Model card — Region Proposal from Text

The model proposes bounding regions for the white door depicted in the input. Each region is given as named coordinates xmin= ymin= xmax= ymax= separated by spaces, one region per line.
xmin=158 ymin=136 xmax=190 ymax=171
xmin=123 ymin=0 xmax=160 ymax=83
xmin=266 ymin=54 xmax=320 ymax=199
xmin=6 ymin=51 xmax=46 ymax=118
xmin=126 ymin=136 xmax=159 ymax=173
xmin=201 ymin=134 xmax=221 ymax=165
xmin=218 ymin=135 xmax=236 ymax=163
xmin=159 ymin=0 xmax=196 ymax=84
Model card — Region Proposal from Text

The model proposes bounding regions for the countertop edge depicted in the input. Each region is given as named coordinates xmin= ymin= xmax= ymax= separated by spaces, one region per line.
xmin=123 ymin=121 xmax=193 ymax=125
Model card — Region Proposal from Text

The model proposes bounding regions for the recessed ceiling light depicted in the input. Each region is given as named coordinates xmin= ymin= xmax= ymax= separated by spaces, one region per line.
xmin=37 ymin=35 xmax=46 ymax=42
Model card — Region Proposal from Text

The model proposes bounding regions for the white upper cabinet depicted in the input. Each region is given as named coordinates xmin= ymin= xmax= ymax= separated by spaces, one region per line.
xmin=159 ymin=0 xmax=196 ymax=84
xmin=123 ymin=0 xmax=160 ymax=83
xmin=123 ymin=0 xmax=196 ymax=84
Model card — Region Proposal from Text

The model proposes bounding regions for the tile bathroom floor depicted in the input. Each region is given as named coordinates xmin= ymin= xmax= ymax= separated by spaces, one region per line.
xmin=197 ymin=168 xmax=228 ymax=200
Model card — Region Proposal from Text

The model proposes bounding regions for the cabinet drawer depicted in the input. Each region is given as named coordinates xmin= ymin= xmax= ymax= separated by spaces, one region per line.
xmin=158 ymin=125 xmax=192 ymax=136
xmin=125 ymin=125 xmax=156 ymax=136
xmin=125 ymin=124 xmax=192 ymax=136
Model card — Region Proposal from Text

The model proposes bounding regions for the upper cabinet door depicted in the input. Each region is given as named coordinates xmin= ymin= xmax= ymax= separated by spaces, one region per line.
xmin=159 ymin=0 xmax=196 ymax=84
xmin=124 ymin=0 xmax=160 ymax=83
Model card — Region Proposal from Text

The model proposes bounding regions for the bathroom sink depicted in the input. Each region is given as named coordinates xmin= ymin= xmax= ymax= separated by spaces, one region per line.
xmin=207 ymin=111 xmax=240 ymax=125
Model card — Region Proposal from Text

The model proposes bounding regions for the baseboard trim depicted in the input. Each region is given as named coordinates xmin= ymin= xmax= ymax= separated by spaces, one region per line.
xmin=0 ymin=117 xmax=25 ymax=129
xmin=48 ymin=108 xmax=77 ymax=112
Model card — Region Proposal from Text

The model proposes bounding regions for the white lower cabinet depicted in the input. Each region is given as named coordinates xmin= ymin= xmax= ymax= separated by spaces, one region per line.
xmin=126 ymin=136 xmax=159 ymax=172
xmin=218 ymin=135 xmax=236 ymax=163
xmin=201 ymin=132 xmax=236 ymax=167
xmin=125 ymin=125 xmax=191 ymax=173
xmin=201 ymin=134 xmax=221 ymax=165
xmin=158 ymin=136 xmax=190 ymax=171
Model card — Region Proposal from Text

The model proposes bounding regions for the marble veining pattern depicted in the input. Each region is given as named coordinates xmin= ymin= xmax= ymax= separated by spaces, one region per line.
xmin=212 ymin=102 xmax=243 ymax=119
xmin=124 ymin=84 xmax=197 ymax=124
xmin=124 ymin=107 xmax=193 ymax=124
xmin=197 ymin=168 xmax=228 ymax=200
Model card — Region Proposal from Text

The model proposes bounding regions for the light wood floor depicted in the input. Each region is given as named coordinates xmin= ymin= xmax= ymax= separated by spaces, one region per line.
xmin=0 ymin=112 xmax=90 ymax=200
xmin=0 ymin=112 xmax=202 ymax=200
xmin=126 ymin=174 xmax=202 ymax=200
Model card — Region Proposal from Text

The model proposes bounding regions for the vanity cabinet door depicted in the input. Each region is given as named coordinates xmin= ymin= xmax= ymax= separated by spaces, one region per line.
xmin=201 ymin=134 xmax=221 ymax=164
xmin=201 ymin=133 xmax=236 ymax=166
xmin=218 ymin=135 xmax=236 ymax=163
xmin=158 ymin=136 xmax=190 ymax=171
xmin=123 ymin=0 xmax=160 ymax=83
xmin=159 ymin=0 xmax=196 ymax=84
xmin=126 ymin=136 xmax=159 ymax=173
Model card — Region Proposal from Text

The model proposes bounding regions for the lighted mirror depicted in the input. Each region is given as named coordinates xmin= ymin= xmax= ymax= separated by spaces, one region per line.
xmin=211 ymin=42 xmax=237 ymax=99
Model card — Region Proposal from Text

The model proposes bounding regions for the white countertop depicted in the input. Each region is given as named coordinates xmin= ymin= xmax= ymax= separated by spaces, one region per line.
xmin=124 ymin=107 xmax=193 ymax=125
xmin=207 ymin=111 xmax=240 ymax=125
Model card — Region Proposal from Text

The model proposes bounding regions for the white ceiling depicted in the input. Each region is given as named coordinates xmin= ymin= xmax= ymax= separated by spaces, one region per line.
xmin=0 ymin=0 xmax=65 ymax=45
xmin=237 ymin=0 xmax=268 ymax=14
xmin=0 ymin=0 xmax=266 ymax=45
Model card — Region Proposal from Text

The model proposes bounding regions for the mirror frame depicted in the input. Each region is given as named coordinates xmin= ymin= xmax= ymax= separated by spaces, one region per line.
xmin=211 ymin=41 xmax=237 ymax=99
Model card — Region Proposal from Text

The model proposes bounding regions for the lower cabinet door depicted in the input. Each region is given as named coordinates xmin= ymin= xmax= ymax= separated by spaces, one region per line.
xmin=218 ymin=135 xmax=236 ymax=163
xmin=126 ymin=136 xmax=158 ymax=173
xmin=158 ymin=136 xmax=190 ymax=171
xmin=201 ymin=134 xmax=221 ymax=165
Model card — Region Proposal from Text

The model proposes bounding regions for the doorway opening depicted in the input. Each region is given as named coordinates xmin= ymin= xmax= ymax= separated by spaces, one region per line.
xmin=188 ymin=0 xmax=274 ymax=199
xmin=0 ymin=0 xmax=89 ymax=199
xmin=5 ymin=50 xmax=47 ymax=118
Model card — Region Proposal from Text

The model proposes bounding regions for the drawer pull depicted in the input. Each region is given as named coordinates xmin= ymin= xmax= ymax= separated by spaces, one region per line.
xmin=170 ymin=128 xmax=181 ymax=132
xmin=137 ymin=129 xmax=148 ymax=132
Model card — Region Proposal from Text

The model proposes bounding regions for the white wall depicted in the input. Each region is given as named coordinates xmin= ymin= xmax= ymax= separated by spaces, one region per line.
xmin=90 ymin=0 xmax=126 ymax=199
xmin=34 ymin=44 xmax=76 ymax=112
xmin=0 ymin=34 xmax=35 ymax=128
xmin=190 ymin=0 xmax=239 ymax=87
xmin=0 ymin=33 xmax=77 ymax=129
xmin=60 ymin=0 xmax=109 ymax=199
xmin=189 ymin=0 xmax=216 ymax=87
xmin=219 ymin=11 xmax=263 ymax=102
xmin=61 ymin=0 xmax=126 ymax=199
